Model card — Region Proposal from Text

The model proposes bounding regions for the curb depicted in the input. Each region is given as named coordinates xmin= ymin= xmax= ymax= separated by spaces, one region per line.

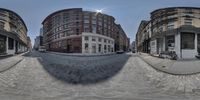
xmin=138 ymin=54 xmax=200 ymax=76
xmin=47 ymin=51 xmax=116 ymax=57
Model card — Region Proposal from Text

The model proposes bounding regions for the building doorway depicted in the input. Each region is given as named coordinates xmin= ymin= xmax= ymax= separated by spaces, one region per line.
xmin=92 ymin=44 xmax=96 ymax=53
xmin=156 ymin=38 xmax=163 ymax=54
xmin=67 ymin=45 xmax=72 ymax=53
xmin=15 ymin=41 xmax=18 ymax=53
xmin=0 ymin=35 xmax=6 ymax=54
xmin=181 ymin=32 xmax=195 ymax=58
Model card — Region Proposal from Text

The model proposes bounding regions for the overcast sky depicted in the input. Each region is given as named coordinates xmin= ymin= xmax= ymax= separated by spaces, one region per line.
xmin=0 ymin=0 xmax=200 ymax=45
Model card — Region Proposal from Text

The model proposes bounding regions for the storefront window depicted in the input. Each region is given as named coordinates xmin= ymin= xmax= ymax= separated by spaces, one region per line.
xmin=181 ymin=33 xmax=195 ymax=49
xmin=0 ymin=35 xmax=6 ymax=53
xmin=166 ymin=36 xmax=175 ymax=51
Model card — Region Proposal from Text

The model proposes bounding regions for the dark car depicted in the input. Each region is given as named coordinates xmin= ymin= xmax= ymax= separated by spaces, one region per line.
xmin=116 ymin=50 xmax=124 ymax=54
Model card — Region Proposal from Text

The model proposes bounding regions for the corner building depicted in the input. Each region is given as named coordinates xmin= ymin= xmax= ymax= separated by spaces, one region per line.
xmin=42 ymin=8 xmax=129 ymax=54
xmin=136 ymin=7 xmax=200 ymax=59
xmin=0 ymin=8 xmax=28 ymax=55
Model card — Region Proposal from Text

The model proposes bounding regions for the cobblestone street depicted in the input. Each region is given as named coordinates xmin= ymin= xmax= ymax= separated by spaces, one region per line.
xmin=0 ymin=51 xmax=200 ymax=100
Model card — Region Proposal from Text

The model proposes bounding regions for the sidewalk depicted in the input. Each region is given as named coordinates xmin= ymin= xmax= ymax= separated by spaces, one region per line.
xmin=0 ymin=52 xmax=28 ymax=72
xmin=139 ymin=53 xmax=200 ymax=75
xmin=47 ymin=51 xmax=116 ymax=57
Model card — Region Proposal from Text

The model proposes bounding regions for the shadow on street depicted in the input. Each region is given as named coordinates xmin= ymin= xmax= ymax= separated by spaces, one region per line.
xmin=23 ymin=51 xmax=131 ymax=85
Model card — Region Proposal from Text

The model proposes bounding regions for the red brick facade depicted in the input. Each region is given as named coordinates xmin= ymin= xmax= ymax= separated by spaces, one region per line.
xmin=42 ymin=8 xmax=129 ymax=53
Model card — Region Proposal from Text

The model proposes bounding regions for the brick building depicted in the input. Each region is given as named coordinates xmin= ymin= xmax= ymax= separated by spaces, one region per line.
xmin=42 ymin=8 xmax=129 ymax=54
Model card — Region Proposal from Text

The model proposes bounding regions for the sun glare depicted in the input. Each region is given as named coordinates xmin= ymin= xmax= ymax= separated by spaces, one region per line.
xmin=96 ymin=9 xmax=103 ymax=13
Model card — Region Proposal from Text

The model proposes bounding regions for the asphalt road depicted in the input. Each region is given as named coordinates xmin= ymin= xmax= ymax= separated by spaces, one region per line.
xmin=0 ymin=51 xmax=200 ymax=100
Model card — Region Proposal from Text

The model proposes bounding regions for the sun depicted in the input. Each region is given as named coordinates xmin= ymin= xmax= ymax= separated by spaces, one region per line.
xmin=96 ymin=9 xmax=103 ymax=13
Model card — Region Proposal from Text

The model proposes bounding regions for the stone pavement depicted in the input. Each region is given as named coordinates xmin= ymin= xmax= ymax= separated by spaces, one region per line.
xmin=0 ymin=52 xmax=28 ymax=72
xmin=139 ymin=53 xmax=200 ymax=75
xmin=1 ymin=52 xmax=200 ymax=99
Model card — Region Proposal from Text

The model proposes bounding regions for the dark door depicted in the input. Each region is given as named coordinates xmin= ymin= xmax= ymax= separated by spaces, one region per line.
xmin=0 ymin=35 xmax=6 ymax=54
xmin=15 ymin=41 xmax=18 ymax=53
xmin=67 ymin=45 xmax=72 ymax=53
xmin=156 ymin=38 xmax=160 ymax=54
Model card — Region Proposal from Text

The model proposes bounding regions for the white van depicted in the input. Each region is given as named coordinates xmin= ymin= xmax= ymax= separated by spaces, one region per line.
xmin=38 ymin=46 xmax=46 ymax=52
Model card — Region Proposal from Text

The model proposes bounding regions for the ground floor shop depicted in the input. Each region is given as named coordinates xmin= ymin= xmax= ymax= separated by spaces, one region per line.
xmin=45 ymin=32 xmax=115 ymax=54
xmin=0 ymin=34 xmax=28 ymax=55
xmin=150 ymin=32 xmax=200 ymax=59
xmin=82 ymin=32 xmax=114 ymax=54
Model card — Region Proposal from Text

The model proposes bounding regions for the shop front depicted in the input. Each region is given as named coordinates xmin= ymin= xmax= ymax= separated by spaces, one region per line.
xmin=0 ymin=35 xmax=6 ymax=55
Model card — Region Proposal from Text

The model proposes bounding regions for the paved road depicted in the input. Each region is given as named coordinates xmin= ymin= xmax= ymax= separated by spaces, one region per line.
xmin=0 ymin=51 xmax=200 ymax=100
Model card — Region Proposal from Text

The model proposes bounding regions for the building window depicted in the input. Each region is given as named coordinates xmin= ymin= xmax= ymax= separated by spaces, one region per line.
xmin=58 ymin=41 xmax=61 ymax=48
xmin=104 ymin=39 xmax=107 ymax=43
xmin=84 ymin=36 xmax=89 ymax=41
xmin=84 ymin=20 xmax=90 ymax=23
xmin=59 ymin=26 xmax=62 ymax=31
xmin=98 ymin=44 xmax=101 ymax=52
xmin=92 ymin=16 xmax=96 ymax=20
xmin=98 ymin=22 xmax=102 ymax=26
xmin=92 ymin=20 xmax=96 ymax=24
xmin=58 ymin=33 xmax=60 ymax=38
xmin=76 ymin=22 xmax=80 ymax=26
xmin=158 ymin=25 xmax=163 ymax=32
xmin=8 ymin=38 xmax=14 ymax=50
xmin=167 ymin=22 xmax=174 ymax=30
xmin=104 ymin=45 xmax=107 ymax=51
xmin=98 ymin=38 xmax=102 ymax=42
xmin=182 ymin=12 xmax=193 ymax=17
xmin=92 ymin=25 xmax=96 ymax=33
xmin=64 ymin=31 xmax=68 ymax=36
xmin=108 ymin=45 xmax=111 ymax=52
xmin=166 ymin=36 xmax=175 ymax=51
xmin=167 ymin=14 xmax=177 ymax=19
xmin=85 ymin=43 xmax=89 ymax=52
xmin=76 ymin=29 xmax=79 ymax=35
xmin=63 ymin=13 xmax=69 ymax=23
xmin=84 ymin=28 xmax=90 ymax=32
xmin=184 ymin=18 xmax=192 ymax=25
xmin=84 ymin=15 xmax=90 ymax=19
xmin=92 ymin=43 xmax=96 ymax=53
xmin=181 ymin=33 xmax=195 ymax=49
xmin=0 ymin=21 xmax=5 ymax=29
xmin=64 ymin=24 xmax=68 ymax=29
xmin=92 ymin=37 xmax=96 ymax=41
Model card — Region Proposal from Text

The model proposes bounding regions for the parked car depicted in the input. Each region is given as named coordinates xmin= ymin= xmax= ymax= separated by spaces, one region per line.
xmin=38 ymin=46 xmax=46 ymax=52
xmin=116 ymin=50 xmax=124 ymax=54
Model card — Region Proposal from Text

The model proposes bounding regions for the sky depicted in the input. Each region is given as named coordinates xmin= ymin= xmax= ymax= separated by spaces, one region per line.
xmin=0 ymin=0 xmax=200 ymax=45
